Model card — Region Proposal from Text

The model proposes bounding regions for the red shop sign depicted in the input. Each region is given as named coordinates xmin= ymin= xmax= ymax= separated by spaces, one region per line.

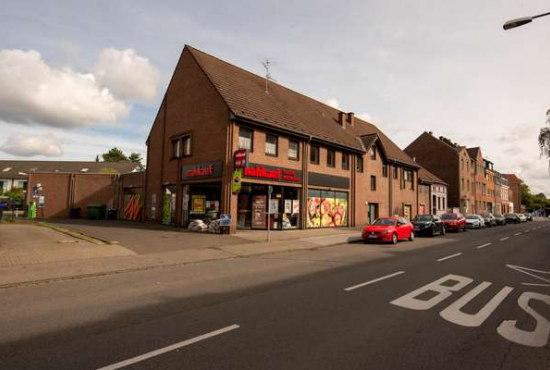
xmin=234 ymin=149 xmax=247 ymax=169
xmin=243 ymin=164 xmax=301 ymax=183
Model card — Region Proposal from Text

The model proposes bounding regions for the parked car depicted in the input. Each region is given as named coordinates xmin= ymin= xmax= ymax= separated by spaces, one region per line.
xmin=0 ymin=197 xmax=9 ymax=209
xmin=466 ymin=214 xmax=485 ymax=229
xmin=441 ymin=213 xmax=467 ymax=232
xmin=518 ymin=213 xmax=527 ymax=222
xmin=412 ymin=214 xmax=446 ymax=237
xmin=524 ymin=213 xmax=533 ymax=221
xmin=362 ymin=216 xmax=415 ymax=244
xmin=493 ymin=214 xmax=507 ymax=226
xmin=505 ymin=213 xmax=520 ymax=224
xmin=0 ymin=197 xmax=22 ymax=210
xmin=481 ymin=213 xmax=497 ymax=227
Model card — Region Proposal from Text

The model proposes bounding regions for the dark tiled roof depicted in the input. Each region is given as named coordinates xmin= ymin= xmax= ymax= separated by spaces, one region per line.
xmin=502 ymin=173 xmax=522 ymax=184
xmin=418 ymin=167 xmax=448 ymax=185
xmin=0 ymin=160 xmax=140 ymax=179
xmin=186 ymin=46 xmax=419 ymax=168
xmin=360 ymin=134 xmax=379 ymax=151
xmin=467 ymin=147 xmax=480 ymax=159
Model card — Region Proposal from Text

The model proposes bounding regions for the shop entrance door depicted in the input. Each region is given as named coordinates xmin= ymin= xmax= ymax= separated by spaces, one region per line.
xmin=368 ymin=203 xmax=378 ymax=224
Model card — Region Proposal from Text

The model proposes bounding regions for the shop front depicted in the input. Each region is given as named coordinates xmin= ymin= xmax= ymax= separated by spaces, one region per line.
xmin=236 ymin=163 xmax=302 ymax=230
xmin=180 ymin=161 xmax=223 ymax=228
xmin=306 ymin=172 xmax=350 ymax=228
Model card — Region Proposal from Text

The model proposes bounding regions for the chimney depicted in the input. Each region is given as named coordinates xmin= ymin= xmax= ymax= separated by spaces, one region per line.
xmin=347 ymin=112 xmax=355 ymax=127
xmin=338 ymin=112 xmax=346 ymax=128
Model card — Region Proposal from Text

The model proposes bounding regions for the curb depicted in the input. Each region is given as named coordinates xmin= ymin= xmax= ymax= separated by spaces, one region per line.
xmin=36 ymin=222 xmax=110 ymax=245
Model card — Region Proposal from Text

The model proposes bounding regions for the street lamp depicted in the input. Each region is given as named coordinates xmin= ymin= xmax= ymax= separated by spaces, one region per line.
xmin=503 ymin=11 xmax=550 ymax=30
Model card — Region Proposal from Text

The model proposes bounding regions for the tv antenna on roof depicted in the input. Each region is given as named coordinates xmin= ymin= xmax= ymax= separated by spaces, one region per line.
xmin=262 ymin=58 xmax=276 ymax=93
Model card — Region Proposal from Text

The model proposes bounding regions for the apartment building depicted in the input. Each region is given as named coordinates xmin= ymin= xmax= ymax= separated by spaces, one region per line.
xmin=145 ymin=45 xmax=420 ymax=232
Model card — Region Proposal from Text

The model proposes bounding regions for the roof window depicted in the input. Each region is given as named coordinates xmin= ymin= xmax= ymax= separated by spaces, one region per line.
xmin=80 ymin=168 xmax=89 ymax=172
xmin=2 ymin=167 xmax=11 ymax=172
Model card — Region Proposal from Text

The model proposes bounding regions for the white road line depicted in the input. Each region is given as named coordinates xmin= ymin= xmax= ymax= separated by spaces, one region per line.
xmin=96 ymin=324 xmax=240 ymax=370
xmin=476 ymin=243 xmax=492 ymax=249
xmin=344 ymin=271 xmax=405 ymax=292
xmin=514 ymin=232 xmax=522 ymax=236
xmin=521 ymin=283 xmax=550 ymax=287
xmin=525 ymin=230 xmax=530 ymax=233
xmin=500 ymin=237 xmax=510 ymax=241
xmin=437 ymin=253 xmax=463 ymax=262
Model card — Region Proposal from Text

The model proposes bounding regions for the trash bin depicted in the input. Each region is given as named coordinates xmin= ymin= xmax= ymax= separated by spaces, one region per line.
xmin=28 ymin=201 xmax=36 ymax=220
xmin=70 ymin=207 xmax=81 ymax=219
xmin=87 ymin=204 xmax=106 ymax=220
xmin=107 ymin=209 xmax=117 ymax=220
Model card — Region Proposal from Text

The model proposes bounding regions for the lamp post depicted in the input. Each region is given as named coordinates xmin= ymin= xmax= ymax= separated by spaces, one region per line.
xmin=503 ymin=11 xmax=550 ymax=30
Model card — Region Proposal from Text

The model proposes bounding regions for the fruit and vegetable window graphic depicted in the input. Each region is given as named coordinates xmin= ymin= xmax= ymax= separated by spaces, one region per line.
xmin=307 ymin=189 xmax=348 ymax=228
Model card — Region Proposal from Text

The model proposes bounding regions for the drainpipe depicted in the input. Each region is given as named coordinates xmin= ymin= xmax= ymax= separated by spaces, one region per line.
xmin=301 ymin=135 xmax=312 ymax=230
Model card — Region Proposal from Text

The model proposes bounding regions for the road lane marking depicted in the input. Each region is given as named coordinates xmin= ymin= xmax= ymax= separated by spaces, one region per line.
xmin=522 ymin=283 xmax=550 ymax=287
xmin=344 ymin=271 xmax=405 ymax=292
xmin=96 ymin=324 xmax=240 ymax=370
xmin=507 ymin=265 xmax=550 ymax=285
xmin=476 ymin=243 xmax=492 ymax=250
xmin=514 ymin=232 xmax=522 ymax=236
xmin=525 ymin=230 xmax=530 ymax=233
xmin=437 ymin=253 xmax=463 ymax=262
xmin=532 ymin=228 xmax=536 ymax=231
xmin=500 ymin=237 xmax=510 ymax=241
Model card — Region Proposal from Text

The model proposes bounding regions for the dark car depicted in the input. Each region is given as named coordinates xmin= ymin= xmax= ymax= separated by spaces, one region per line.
xmin=441 ymin=213 xmax=467 ymax=232
xmin=0 ymin=197 xmax=9 ymax=209
xmin=505 ymin=213 xmax=520 ymax=224
xmin=493 ymin=214 xmax=507 ymax=226
xmin=412 ymin=214 xmax=446 ymax=237
xmin=482 ymin=213 xmax=497 ymax=227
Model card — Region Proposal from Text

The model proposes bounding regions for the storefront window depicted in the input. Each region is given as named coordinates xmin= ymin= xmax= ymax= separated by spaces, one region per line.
xmin=307 ymin=189 xmax=348 ymax=228
xmin=188 ymin=184 xmax=221 ymax=223
xmin=237 ymin=185 xmax=300 ymax=230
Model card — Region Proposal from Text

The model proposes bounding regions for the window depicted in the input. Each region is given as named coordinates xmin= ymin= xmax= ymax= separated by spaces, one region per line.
xmin=310 ymin=145 xmax=320 ymax=164
xmin=370 ymin=176 xmax=376 ymax=191
xmin=265 ymin=134 xmax=278 ymax=156
xmin=370 ymin=147 xmax=376 ymax=160
xmin=2 ymin=167 xmax=11 ymax=172
xmin=393 ymin=166 xmax=398 ymax=179
xmin=382 ymin=164 xmax=388 ymax=177
xmin=171 ymin=135 xmax=192 ymax=158
xmin=288 ymin=140 xmax=299 ymax=160
xmin=239 ymin=127 xmax=253 ymax=151
xmin=171 ymin=138 xmax=181 ymax=158
xmin=342 ymin=153 xmax=349 ymax=170
xmin=356 ymin=156 xmax=364 ymax=172
xmin=404 ymin=169 xmax=414 ymax=190
xmin=182 ymin=136 xmax=191 ymax=156
xmin=327 ymin=149 xmax=336 ymax=167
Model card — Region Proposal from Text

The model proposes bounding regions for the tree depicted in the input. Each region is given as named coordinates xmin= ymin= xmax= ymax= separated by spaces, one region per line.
xmin=128 ymin=153 xmax=142 ymax=163
xmin=539 ymin=109 xmax=550 ymax=168
xmin=3 ymin=187 xmax=24 ymax=204
xmin=101 ymin=147 xmax=128 ymax=162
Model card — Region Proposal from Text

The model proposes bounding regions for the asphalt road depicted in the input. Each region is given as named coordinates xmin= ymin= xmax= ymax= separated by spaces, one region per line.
xmin=1 ymin=221 xmax=549 ymax=369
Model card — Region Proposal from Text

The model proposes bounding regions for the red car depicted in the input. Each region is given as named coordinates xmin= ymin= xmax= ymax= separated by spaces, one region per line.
xmin=362 ymin=216 xmax=415 ymax=244
xmin=440 ymin=213 xmax=467 ymax=232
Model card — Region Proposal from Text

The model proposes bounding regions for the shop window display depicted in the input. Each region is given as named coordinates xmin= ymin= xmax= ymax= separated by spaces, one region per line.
xmin=307 ymin=189 xmax=348 ymax=228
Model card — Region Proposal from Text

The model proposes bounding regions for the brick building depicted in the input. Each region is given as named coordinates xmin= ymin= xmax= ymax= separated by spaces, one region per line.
xmin=418 ymin=167 xmax=448 ymax=216
xmin=503 ymin=174 xmax=523 ymax=213
xmin=145 ymin=45 xmax=420 ymax=232
xmin=494 ymin=172 xmax=510 ymax=215
xmin=405 ymin=132 xmax=473 ymax=214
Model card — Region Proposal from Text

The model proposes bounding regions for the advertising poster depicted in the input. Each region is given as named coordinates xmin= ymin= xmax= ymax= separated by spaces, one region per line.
xmin=269 ymin=199 xmax=279 ymax=214
xmin=284 ymin=199 xmax=292 ymax=214
xmin=307 ymin=191 xmax=348 ymax=228
xmin=292 ymin=200 xmax=300 ymax=215
xmin=252 ymin=195 xmax=266 ymax=229
xmin=191 ymin=195 xmax=206 ymax=214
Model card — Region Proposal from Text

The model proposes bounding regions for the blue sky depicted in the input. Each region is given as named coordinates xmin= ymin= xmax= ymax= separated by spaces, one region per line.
xmin=1 ymin=1 xmax=550 ymax=194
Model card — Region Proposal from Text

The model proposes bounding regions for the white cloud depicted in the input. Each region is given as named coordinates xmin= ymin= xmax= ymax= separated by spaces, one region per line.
xmin=0 ymin=49 xmax=130 ymax=128
xmin=0 ymin=133 xmax=63 ymax=157
xmin=96 ymin=48 xmax=160 ymax=103
xmin=325 ymin=98 xmax=339 ymax=109
xmin=356 ymin=112 xmax=371 ymax=121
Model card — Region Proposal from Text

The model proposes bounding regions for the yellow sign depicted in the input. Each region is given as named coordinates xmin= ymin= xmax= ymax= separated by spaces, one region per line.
xmin=232 ymin=169 xmax=242 ymax=194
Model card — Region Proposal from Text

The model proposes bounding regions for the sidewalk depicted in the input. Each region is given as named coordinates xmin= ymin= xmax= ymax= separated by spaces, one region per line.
xmin=0 ymin=221 xmax=363 ymax=288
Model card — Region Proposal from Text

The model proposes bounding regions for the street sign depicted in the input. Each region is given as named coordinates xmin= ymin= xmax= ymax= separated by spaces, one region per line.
xmin=268 ymin=185 xmax=273 ymax=195
xmin=220 ymin=214 xmax=232 ymax=227
xmin=38 ymin=196 xmax=45 ymax=208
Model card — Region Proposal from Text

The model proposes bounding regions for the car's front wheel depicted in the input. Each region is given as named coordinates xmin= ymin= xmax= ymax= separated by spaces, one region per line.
xmin=409 ymin=231 xmax=415 ymax=241
xmin=392 ymin=233 xmax=398 ymax=244
xmin=441 ymin=226 xmax=446 ymax=235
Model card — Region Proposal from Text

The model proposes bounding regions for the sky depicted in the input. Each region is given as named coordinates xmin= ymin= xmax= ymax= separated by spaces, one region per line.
xmin=1 ymin=0 xmax=550 ymax=195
